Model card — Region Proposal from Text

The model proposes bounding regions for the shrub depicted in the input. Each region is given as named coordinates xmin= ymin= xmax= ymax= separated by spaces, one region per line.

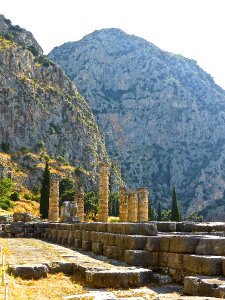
xmin=24 ymin=193 xmax=31 ymax=200
xmin=10 ymin=192 xmax=20 ymax=201
xmin=27 ymin=45 xmax=39 ymax=57
xmin=1 ymin=142 xmax=10 ymax=153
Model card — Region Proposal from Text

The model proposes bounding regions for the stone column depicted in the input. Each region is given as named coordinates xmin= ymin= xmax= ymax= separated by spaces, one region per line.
xmin=128 ymin=191 xmax=138 ymax=222
xmin=48 ymin=180 xmax=59 ymax=222
xmin=137 ymin=187 xmax=149 ymax=222
xmin=98 ymin=163 xmax=109 ymax=222
xmin=76 ymin=189 xmax=84 ymax=222
xmin=119 ymin=186 xmax=128 ymax=222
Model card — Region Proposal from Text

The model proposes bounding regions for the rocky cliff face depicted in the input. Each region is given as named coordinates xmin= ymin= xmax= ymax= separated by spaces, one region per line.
xmin=49 ymin=28 xmax=225 ymax=220
xmin=0 ymin=15 xmax=109 ymax=190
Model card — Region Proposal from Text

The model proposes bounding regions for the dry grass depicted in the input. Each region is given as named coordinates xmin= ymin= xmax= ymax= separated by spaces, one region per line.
xmin=9 ymin=200 xmax=39 ymax=216
xmin=0 ymin=240 xmax=86 ymax=300
xmin=0 ymin=273 xmax=86 ymax=300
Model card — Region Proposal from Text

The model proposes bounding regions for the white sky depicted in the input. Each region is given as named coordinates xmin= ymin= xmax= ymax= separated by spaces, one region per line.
xmin=1 ymin=0 xmax=225 ymax=89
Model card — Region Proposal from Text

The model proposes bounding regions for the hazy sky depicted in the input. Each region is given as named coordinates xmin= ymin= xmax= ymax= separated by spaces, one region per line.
xmin=1 ymin=0 xmax=225 ymax=89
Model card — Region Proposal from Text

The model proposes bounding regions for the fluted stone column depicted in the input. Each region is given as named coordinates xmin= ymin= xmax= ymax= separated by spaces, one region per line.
xmin=48 ymin=180 xmax=59 ymax=222
xmin=76 ymin=189 xmax=84 ymax=222
xmin=98 ymin=163 xmax=109 ymax=222
xmin=119 ymin=187 xmax=128 ymax=222
xmin=137 ymin=187 xmax=149 ymax=222
xmin=128 ymin=191 xmax=138 ymax=222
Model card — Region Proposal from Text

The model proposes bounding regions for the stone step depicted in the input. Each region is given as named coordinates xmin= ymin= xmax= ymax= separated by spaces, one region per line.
xmin=184 ymin=275 xmax=225 ymax=298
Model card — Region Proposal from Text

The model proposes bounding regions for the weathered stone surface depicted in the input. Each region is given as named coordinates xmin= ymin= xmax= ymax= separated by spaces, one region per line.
xmin=128 ymin=191 xmax=138 ymax=222
xmin=8 ymin=264 xmax=48 ymax=279
xmin=193 ymin=223 xmax=225 ymax=233
xmin=184 ymin=276 xmax=225 ymax=298
xmin=123 ymin=235 xmax=147 ymax=250
xmin=125 ymin=250 xmax=150 ymax=267
xmin=48 ymin=180 xmax=60 ymax=222
xmin=105 ymin=246 xmax=119 ymax=259
xmin=82 ymin=240 xmax=92 ymax=251
xmin=176 ymin=222 xmax=194 ymax=232
xmin=85 ymin=269 xmax=152 ymax=288
xmin=13 ymin=212 xmax=34 ymax=222
xmin=98 ymin=163 xmax=109 ymax=222
xmin=92 ymin=242 xmax=103 ymax=255
xmin=183 ymin=255 xmax=223 ymax=276
xmin=196 ymin=238 xmax=225 ymax=256
xmin=137 ymin=187 xmax=149 ymax=222
xmin=145 ymin=236 xmax=160 ymax=252
xmin=157 ymin=222 xmax=177 ymax=232
xmin=169 ymin=236 xmax=200 ymax=253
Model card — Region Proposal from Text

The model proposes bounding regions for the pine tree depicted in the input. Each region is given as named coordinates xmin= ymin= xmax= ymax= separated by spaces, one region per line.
xmin=40 ymin=161 xmax=51 ymax=219
xmin=157 ymin=202 xmax=162 ymax=221
xmin=171 ymin=186 xmax=180 ymax=221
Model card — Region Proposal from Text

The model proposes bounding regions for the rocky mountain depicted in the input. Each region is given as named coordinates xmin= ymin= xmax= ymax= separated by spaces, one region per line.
xmin=0 ymin=15 xmax=110 ymax=191
xmin=49 ymin=28 xmax=225 ymax=220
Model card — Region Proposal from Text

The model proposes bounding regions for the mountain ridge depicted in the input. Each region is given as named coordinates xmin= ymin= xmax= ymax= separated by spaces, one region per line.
xmin=49 ymin=28 xmax=225 ymax=220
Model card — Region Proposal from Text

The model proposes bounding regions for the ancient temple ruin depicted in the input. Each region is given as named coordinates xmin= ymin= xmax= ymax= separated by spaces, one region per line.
xmin=48 ymin=180 xmax=59 ymax=222
xmin=98 ymin=163 xmax=109 ymax=222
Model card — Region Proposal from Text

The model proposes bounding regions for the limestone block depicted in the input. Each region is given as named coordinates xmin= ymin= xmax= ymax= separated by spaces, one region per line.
xmin=158 ymin=252 xmax=169 ymax=267
xmin=176 ymin=222 xmax=194 ymax=232
xmin=107 ymin=223 xmax=126 ymax=234
xmin=85 ymin=269 xmax=152 ymax=288
xmin=145 ymin=236 xmax=160 ymax=252
xmin=8 ymin=264 xmax=48 ymax=279
xmin=159 ymin=236 xmax=172 ymax=252
xmin=184 ymin=276 xmax=225 ymax=298
xmin=102 ymin=233 xmax=116 ymax=246
xmin=125 ymin=250 xmax=150 ymax=267
xmin=148 ymin=252 xmax=159 ymax=267
xmin=68 ymin=231 xmax=74 ymax=246
xmin=138 ymin=223 xmax=158 ymax=236
xmin=105 ymin=246 xmax=119 ymax=259
xmin=169 ymin=236 xmax=200 ymax=253
xmin=92 ymin=242 xmax=103 ymax=255
xmin=115 ymin=234 xmax=126 ymax=248
xmin=167 ymin=253 xmax=184 ymax=269
xmin=82 ymin=230 xmax=90 ymax=240
xmin=183 ymin=255 xmax=223 ymax=276
xmin=196 ymin=238 xmax=225 ymax=256
xmin=123 ymin=235 xmax=147 ymax=250
xmin=74 ymin=230 xmax=81 ymax=239
xmin=192 ymin=223 xmax=225 ymax=233
xmin=157 ymin=222 xmax=177 ymax=232
xmin=96 ymin=222 xmax=108 ymax=232
xmin=82 ymin=240 xmax=92 ymax=251
xmin=74 ymin=239 xmax=82 ymax=249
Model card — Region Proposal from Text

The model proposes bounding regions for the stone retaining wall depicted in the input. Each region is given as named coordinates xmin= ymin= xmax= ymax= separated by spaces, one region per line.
xmin=2 ymin=221 xmax=225 ymax=284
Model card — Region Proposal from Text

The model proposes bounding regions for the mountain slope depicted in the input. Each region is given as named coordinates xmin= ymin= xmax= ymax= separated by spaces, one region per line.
xmin=49 ymin=28 xmax=225 ymax=220
xmin=0 ymin=15 xmax=109 ymax=191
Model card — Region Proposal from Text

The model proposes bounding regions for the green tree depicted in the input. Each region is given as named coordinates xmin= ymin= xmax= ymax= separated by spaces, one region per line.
xmin=0 ymin=177 xmax=13 ymax=210
xmin=109 ymin=192 xmax=119 ymax=216
xmin=84 ymin=191 xmax=98 ymax=215
xmin=40 ymin=161 xmax=51 ymax=219
xmin=171 ymin=186 xmax=180 ymax=221
xmin=157 ymin=202 xmax=162 ymax=221
xmin=59 ymin=178 xmax=74 ymax=204
xmin=149 ymin=206 xmax=157 ymax=221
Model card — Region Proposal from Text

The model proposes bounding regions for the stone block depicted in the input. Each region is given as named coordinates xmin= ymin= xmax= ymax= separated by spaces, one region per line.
xmin=105 ymin=246 xmax=119 ymax=259
xmin=8 ymin=264 xmax=48 ymax=279
xmin=167 ymin=253 xmax=184 ymax=269
xmin=123 ymin=235 xmax=147 ymax=250
xmin=138 ymin=223 xmax=158 ymax=236
xmin=158 ymin=252 xmax=169 ymax=267
xmin=96 ymin=222 xmax=108 ymax=232
xmin=183 ymin=255 xmax=223 ymax=276
xmin=184 ymin=276 xmax=225 ymax=298
xmin=92 ymin=242 xmax=103 ymax=255
xmin=74 ymin=230 xmax=81 ymax=239
xmin=176 ymin=222 xmax=194 ymax=232
xmin=74 ymin=239 xmax=82 ymax=249
xmin=145 ymin=236 xmax=160 ymax=252
xmin=192 ymin=223 xmax=225 ymax=233
xmin=115 ymin=234 xmax=126 ymax=248
xmin=107 ymin=223 xmax=126 ymax=234
xmin=101 ymin=232 xmax=116 ymax=246
xmin=125 ymin=250 xmax=150 ymax=267
xmin=148 ymin=252 xmax=159 ymax=267
xmin=157 ymin=222 xmax=176 ymax=232
xmin=169 ymin=236 xmax=200 ymax=253
xmin=48 ymin=261 xmax=73 ymax=274
xmin=82 ymin=240 xmax=92 ymax=251
xmin=82 ymin=230 xmax=90 ymax=240
xmin=68 ymin=231 xmax=75 ymax=246
xmin=159 ymin=236 xmax=172 ymax=252
xmin=196 ymin=238 xmax=225 ymax=256
xmin=85 ymin=269 xmax=152 ymax=288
